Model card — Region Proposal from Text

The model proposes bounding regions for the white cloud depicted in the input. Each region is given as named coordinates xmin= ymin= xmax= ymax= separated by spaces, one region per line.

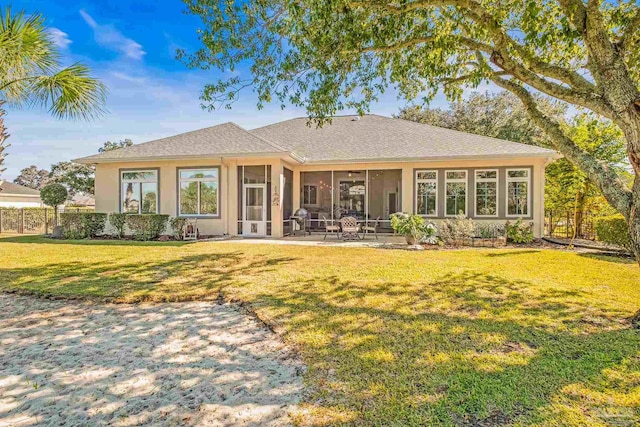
xmin=79 ymin=10 xmax=146 ymax=60
xmin=48 ymin=28 xmax=71 ymax=50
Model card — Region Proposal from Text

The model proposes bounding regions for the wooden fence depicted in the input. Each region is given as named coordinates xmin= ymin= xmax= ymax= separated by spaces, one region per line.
xmin=0 ymin=207 xmax=94 ymax=235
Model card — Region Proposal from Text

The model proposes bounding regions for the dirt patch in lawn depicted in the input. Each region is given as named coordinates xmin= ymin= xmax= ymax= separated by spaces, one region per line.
xmin=0 ymin=294 xmax=305 ymax=426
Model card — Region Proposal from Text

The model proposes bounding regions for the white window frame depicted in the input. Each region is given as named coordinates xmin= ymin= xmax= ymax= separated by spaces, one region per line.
xmin=415 ymin=170 xmax=438 ymax=217
xmin=506 ymin=168 xmax=531 ymax=217
xmin=120 ymin=169 xmax=158 ymax=214
xmin=474 ymin=169 xmax=499 ymax=218
xmin=178 ymin=168 xmax=220 ymax=217
xmin=444 ymin=170 xmax=468 ymax=217
xmin=302 ymin=184 xmax=318 ymax=206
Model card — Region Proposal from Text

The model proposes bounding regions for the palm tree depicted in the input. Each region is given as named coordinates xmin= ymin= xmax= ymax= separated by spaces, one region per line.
xmin=0 ymin=7 xmax=107 ymax=179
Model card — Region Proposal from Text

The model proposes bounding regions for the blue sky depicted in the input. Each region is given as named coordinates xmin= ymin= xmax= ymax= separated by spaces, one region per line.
xmin=4 ymin=1 xmax=469 ymax=180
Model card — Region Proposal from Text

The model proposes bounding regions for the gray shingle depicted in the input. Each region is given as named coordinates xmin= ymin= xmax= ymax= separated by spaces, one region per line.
xmin=250 ymin=114 xmax=556 ymax=162
xmin=75 ymin=122 xmax=287 ymax=163
xmin=0 ymin=181 xmax=41 ymax=196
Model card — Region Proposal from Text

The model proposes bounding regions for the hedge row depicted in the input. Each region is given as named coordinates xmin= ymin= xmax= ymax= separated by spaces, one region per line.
xmin=59 ymin=213 xmax=170 ymax=241
xmin=594 ymin=214 xmax=631 ymax=250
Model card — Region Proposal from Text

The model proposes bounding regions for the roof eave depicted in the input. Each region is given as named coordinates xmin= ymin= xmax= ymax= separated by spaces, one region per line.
xmin=74 ymin=151 xmax=300 ymax=164
xmin=0 ymin=193 xmax=41 ymax=198
xmin=303 ymin=152 xmax=559 ymax=165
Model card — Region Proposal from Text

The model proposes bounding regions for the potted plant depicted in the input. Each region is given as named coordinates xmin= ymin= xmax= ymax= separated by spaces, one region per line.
xmin=390 ymin=212 xmax=436 ymax=245
xmin=40 ymin=183 xmax=68 ymax=238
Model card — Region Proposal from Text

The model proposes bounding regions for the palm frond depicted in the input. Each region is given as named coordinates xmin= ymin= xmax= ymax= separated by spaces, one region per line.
xmin=0 ymin=6 xmax=62 ymax=104
xmin=28 ymin=63 xmax=107 ymax=120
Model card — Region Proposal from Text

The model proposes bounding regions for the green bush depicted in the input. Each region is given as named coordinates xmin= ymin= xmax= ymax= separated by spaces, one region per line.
xmin=390 ymin=213 xmax=437 ymax=243
xmin=125 ymin=214 xmax=169 ymax=241
xmin=506 ymin=219 xmax=534 ymax=243
xmin=60 ymin=212 xmax=107 ymax=239
xmin=169 ymin=217 xmax=188 ymax=240
xmin=109 ymin=213 xmax=127 ymax=239
xmin=594 ymin=214 xmax=631 ymax=250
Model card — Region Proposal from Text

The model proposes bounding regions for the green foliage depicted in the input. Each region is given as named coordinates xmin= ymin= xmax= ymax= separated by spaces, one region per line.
xmin=49 ymin=162 xmax=95 ymax=196
xmin=109 ymin=213 xmax=127 ymax=239
xmin=397 ymin=92 xmax=565 ymax=148
xmin=506 ymin=219 xmax=534 ymax=244
xmin=390 ymin=213 xmax=436 ymax=242
xmin=60 ymin=212 xmax=107 ymax=239
xmin=169 ymin=217 xmax=188 ymax=240
xmin=125 ymin=214 xmax=169 ymax=241
xmin=439 ymin=215 xmax=476 ymax=244
xmin=594 ymin=215 xmax=631 ymax=250
xmin=99 ymin=139 xmax=133 ymax=153
xmin=13 ymin=165 xmax=50 ymax=189
xmin=40 ymin=183 xmax=68 ymax=207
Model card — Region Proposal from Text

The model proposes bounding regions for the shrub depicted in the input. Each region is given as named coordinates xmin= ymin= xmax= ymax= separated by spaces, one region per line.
xmin=109 ymin=213 xmax=127 ymax=239
xmin=390 ymin=213 xmax=436 ymax=243
xmin=594 ymin=214 xmax=631 ymax=250
xmin=40 ymin=183 xmax=68 ymax=227
xmin=506 ymin=219 xmax=534 ymax=243
xmin=439 ymin=215 xmax=476 ymax=245
xmin=60 ymin=212 xmax=107 ymax=239
xmin=169 ymin=217 xmax=188 ymax=240
xmin=125 ymin=214 xmax=169 ymax=241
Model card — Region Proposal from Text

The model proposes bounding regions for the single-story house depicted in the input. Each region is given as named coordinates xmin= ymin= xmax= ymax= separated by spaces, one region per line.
xmin=75 ymin=114 xmax=558 ymax=238
xmin=0 ymin=181 xmax=43 ymax=208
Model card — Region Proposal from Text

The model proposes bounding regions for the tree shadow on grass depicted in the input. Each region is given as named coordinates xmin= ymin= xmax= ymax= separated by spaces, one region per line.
xmin=0 ymin=250 xmax=297 ymax=302
xmin=250 ymin=272 xmax=640 ymax=426
xmin=0 ymin=234 xmax=193 ymax=247
xmin=578 ymin=252 xmax=636 ymax=264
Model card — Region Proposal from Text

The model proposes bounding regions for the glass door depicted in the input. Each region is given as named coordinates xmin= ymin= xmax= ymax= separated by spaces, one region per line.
xmin=243 ymin=184 xmax=266 ymax=236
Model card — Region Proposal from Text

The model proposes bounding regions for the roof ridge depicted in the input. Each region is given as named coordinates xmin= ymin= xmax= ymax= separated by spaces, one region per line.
xmin=227 ymin=122 xmax=289 ymax=152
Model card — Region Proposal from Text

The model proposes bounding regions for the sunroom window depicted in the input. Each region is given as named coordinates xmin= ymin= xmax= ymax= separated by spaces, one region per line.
xmin=121 ymin=170 xmax=158 ymax=214
xmin=445 ymin=170 xmax=467 ymax=216
xmin=415 ymin=170 xmax=437 ymax=216
xmin=475 ymin=170 xmax=498 ymax=217
xmin=179 ymin=168 xmax=220 ymax=216
xmin=507 ymin=168 xmax=530 ymax=216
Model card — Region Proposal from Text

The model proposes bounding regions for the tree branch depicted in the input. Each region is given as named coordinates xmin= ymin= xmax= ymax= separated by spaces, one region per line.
xmin=617 ymin=8 xmax=640 ymax=53
xmin=491 ymin=75 xmax=632 ymax=218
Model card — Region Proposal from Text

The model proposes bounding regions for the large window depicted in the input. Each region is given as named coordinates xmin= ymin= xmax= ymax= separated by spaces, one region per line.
xmin=416 ymin=170 xmax=437 ymax=216
xmin=179 ymin=168 xmax=219 ymax=216
xmin=121 ymin=170 xmax=158 ymax=214
xmin=475 ymin=170 xmax=498 ymax=217
xmin=445 ymin=170 xmax=467 ymax=216
xmin=302 ymin=184 xmax=318 ymax=205
xmin=507 ymin=168 xmax=530 ymax=216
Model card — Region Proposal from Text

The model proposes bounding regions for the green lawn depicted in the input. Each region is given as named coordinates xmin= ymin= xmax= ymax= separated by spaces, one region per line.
xmin=1 ymin=235 xmax=639 ymax=426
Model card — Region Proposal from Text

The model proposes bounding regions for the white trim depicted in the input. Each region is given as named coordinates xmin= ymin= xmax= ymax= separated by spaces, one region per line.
xmin=415 ymin=169 xmax=438 ymax=217
xmin=302 ymin=184 xmax=318 ymax=206
xmin=505 ymin=168 xmax=531 ymax=217
xmin=444 ymin=169 xmax=468 ymax=217
xmin=474 ymin=169 xmax=499 ymax=218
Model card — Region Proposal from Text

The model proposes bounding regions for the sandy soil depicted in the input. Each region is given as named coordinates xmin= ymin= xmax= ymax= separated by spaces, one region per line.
xmin=0 ymin=294 xmax=305 ymax=426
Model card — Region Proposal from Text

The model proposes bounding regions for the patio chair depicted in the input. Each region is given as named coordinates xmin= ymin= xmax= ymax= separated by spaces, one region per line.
xmin=320 ymin=213 xmax=340 ymax=240
xmin=340 ymin=216 xmax=360 ymax=240
xmin=184 ymin=218 xmax=198 ymax=241
xmin=361 ymin=216 xmax=380 ymax=240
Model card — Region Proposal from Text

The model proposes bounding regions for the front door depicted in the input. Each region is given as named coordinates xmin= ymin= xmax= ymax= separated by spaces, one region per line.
xmin=243 ymin=184 xmax=266 ymax=236
xmin=385 ymin=191 xmax=398 ymax=217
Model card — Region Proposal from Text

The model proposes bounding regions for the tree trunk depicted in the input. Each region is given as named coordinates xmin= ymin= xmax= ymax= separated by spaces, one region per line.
xmin=0 ymin=101 xmax=8 ymax=178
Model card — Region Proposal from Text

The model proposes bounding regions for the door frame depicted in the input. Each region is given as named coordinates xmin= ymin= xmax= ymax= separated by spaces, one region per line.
xmin=384 ymin=190 xmax=398 ymax=218
xmin=242 ymin=183 xmax=267 ymax=236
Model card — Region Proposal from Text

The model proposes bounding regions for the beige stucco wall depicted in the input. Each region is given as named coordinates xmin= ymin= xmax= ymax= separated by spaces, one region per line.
xmin=95 ymin=157 xmax=286 ymax=237
xmin=94 ymin=156 xmax=549 ymax=238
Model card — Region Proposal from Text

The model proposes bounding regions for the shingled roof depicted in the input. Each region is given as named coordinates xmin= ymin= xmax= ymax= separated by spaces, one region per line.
xmin=0 ymin=181 xmax=41 ymax=196
xmin=75 ymin=114 xmax=557 ymax=164
xmin=251 ymin=114 xmax=557 ymax=162
xmin=75 ymin=122 xmax=289 ymax=163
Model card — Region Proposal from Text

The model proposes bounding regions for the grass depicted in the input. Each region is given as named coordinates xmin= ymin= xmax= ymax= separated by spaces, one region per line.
xmin=1 ymin=235 xmax=639 ymax=426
